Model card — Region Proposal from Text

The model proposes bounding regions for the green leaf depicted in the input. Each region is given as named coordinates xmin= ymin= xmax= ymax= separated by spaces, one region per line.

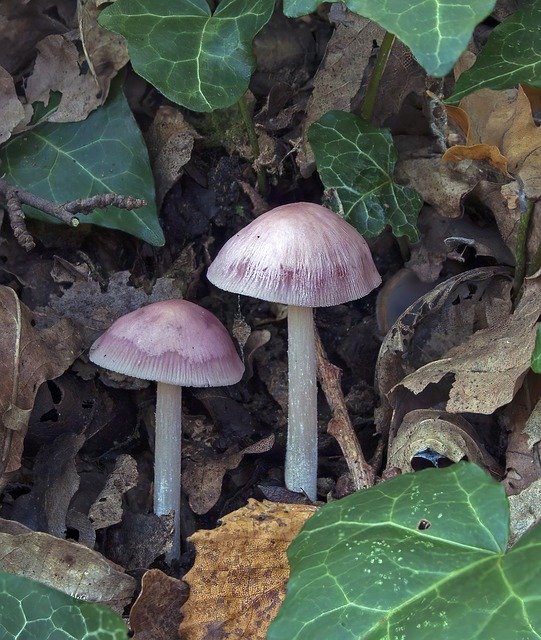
xmin=268 ymin=463 xmax=541 ymax=640
xmin=449 ymin=2 xmax=541 ymax=103
xmin=98 ymin=0 xmax=275 ymax=112
xmin=0 ymin=78 xmax=164 ymax=246
xmin=283 ymin=0 xmax=496 ymax=77
xmin=531 ymin=324 xmax=541 ymax=373
xmin=0 ymin=571 xmax=128 ymax=640
xmin=309 ymin=110 xmax=422 ymax=240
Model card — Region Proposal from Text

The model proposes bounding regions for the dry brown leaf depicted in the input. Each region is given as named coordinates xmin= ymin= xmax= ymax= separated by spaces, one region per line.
xmin=130 ymin=569 xmax=187 ymax=640
xmin=297 ymin=9 xmax=384 ymax=177
xmin=443 ymin=143 xmax=508 ymax=174
xmin=88 ymin=454 xmax=138 ymax=529
xmin=524 ymin=395 xmax=541 ymax=449
xmin=77 ymin=0 xmax=129 ymax=101
xmin=0 ymin=286 xmax=81 ymax=481
xmin=395 ymin=154 xmax=479 ymax=219
xmin=387 ymin=409 xmax=501 ymax=475
xmin=104 ymin=512 xmax=173 ymax=571
xmin=375 ymin=267 xmax=513 ymax=435
xmin=509 ymin=478 xmax=541 ymax=545
xmin=25 ymin=34 xmax=102 ymax=122
xmin=501 ymin=375 xmax=541 ymax=495
xmin=183 ymin=434 xmax=275 ymax=514
xmin=503 ymin=86 xmax=541 ymax=198
xmin=444 ymin=87 xmax=541 ymax=198
xmin=145 ymin=105 xmax=198 ymax=206
xmin=38 ymin=271 xmax=183 ymax=350
xmin=390 ymin=277 xmax=541 ymax=415
xmin=0 ymin=65 xmax=25 ymax=143
xmin=11 ymin=431 xmax=85 ymax=537
xmin=406 ymin=206 xmax=514 ymax=283
xmin=180 ymin=499 xmax=316 ymax=640
xmin=0 ymin=0 xmax=73 ymax=75
xmin=0 ymin=529 xmax=135 ymax=612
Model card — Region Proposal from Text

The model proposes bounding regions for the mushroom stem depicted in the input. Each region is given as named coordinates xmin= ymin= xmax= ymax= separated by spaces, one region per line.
xmin=155 ymin=382 xmax=183 ymax=560
xmin=285 ymin=305 xmax=318 ymax=501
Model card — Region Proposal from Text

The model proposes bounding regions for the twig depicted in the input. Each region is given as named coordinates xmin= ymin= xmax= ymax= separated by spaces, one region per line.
xmin=0 ymin=178 xmax=146 ymax=251
xmin=315 ymin=327 xmax=375 ymax=490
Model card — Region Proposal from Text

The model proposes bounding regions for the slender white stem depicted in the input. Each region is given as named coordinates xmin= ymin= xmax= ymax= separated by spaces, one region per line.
xmin=285 ymin=305 xmax=318 ymax=501
xmin=155 ymin=382 xmax=183 ymax=560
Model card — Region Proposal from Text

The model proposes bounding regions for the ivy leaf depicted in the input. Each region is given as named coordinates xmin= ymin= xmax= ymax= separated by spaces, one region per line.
xmin=0 ymin=571 xmax=128 ymax=640
xmin=268 ymin=463 xmax=541 ymax=640
xmin=309 ymin=110 xmax=422 ymax=240
xmin=98 ymin=0 xmax=275 ymax=112
xmin=283 ymin=0 xmax=496 ymax=77
xmin=0 ymin=78 xmax=164 ymax=246
xmin=449 ymin=2 xmax=541 ymax=103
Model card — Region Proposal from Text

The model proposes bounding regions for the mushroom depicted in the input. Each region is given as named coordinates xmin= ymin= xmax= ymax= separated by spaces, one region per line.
xmin=207 ymin=202 xmax=381 ymax=501
xmin=89 ymin=299 xmax=244 ymax=559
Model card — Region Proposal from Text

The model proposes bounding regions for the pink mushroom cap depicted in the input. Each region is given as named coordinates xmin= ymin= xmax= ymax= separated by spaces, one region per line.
xmin=207 ymin=202 xmax=381 ymax=307
xmin=89 ymin=299 xmax=244 ymax=387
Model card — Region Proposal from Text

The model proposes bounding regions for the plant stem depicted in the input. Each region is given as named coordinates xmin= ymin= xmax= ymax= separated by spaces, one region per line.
xmin=513 ymin=198 xmax=534 ymax=296
xmin=360 ymin=32 xmax=396 ymax=122
xmin=237 ymin=94 xmax=267 ymax=194
xmin=285 ymin=305 xmax=318 ymax=501
xmin=155 ymin=382 xmax=183 ymax=560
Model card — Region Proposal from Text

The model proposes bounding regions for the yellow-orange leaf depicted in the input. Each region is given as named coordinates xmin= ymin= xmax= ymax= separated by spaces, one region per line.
xmin=180 ymin=499 xmax=316 ymax=640
xmin=442 ymin=143 xmax=508 ymax=174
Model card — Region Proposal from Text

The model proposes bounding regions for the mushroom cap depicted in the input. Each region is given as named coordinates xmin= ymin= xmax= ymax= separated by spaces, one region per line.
xmin=89 ymin=300 xmax=244 ymax=387
xmin=207 ymin=202 xmax=381 ymax=307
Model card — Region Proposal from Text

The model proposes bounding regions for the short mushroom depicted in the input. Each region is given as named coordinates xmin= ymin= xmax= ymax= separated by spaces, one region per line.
xmin=207 ymin=202 xmax=381 ymax=501
xmin=89 ymin=299 xmax=244 ymax=559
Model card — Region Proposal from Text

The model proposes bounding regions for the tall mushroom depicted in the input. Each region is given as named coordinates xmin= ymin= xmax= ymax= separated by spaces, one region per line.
xmin=89 ymin=299 xmax=244 ymax=559
xmin=207 ymin=202 xmax=380 ymax=501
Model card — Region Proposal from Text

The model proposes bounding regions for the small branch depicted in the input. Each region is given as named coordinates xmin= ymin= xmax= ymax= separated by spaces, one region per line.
xmin=359 ymin=32 xmax=396 ymax=122
xmin=0 ymin=178 xmax=145 ymax=251
xmin=237 ymin=93 xmax=267 ymax=194
xmin=315 ymin=328 xmax=375 ymax=490
xmin=5 ymin=187 xmax=35 ymax=251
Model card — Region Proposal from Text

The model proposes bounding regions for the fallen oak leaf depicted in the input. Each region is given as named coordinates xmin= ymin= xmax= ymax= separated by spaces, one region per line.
xmin=0 ymin=286 xmax=81 ymax=481
xmin=180 ymin=499 xmax=316 ymax=640
xmin=130 ymin=569 xmax=187 ymax=640
xmin=389 ymin=276 xmax=541 ymax=415
xmin=444 ymin=87 xmax=541 ymax=199
xmin=0 ymin=524 xmax=135 ymax=612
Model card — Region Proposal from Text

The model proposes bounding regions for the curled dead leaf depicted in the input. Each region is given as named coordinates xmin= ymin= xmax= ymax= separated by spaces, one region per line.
xmin=391 ymin=276 xmax=541 ymax=415
xmin=144 ymin=105 xmax=198 ymax=206
xmin=387 ymin=410 xmax=501 ymax=476
xmin=0 ymin=286 xmax=81 ymax=481
xmin=376 ymin=267 xmax=513 ymax=436
xmin=180 ymin=499 xmax=316 ymax=640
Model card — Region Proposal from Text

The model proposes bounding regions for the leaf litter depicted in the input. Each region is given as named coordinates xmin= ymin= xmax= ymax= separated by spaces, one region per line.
xmin=1 ymin=2 xmax=541 ymax=638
